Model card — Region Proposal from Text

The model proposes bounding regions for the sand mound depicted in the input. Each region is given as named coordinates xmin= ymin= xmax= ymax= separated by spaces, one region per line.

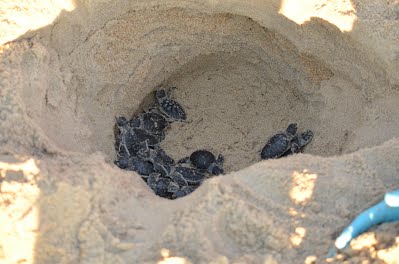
xmin=1 ymin=0 xmax=399 ymax=263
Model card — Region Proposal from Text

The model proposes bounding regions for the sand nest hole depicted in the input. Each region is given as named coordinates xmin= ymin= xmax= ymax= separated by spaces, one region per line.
xmin=20 ymin=8 xmax=399 ymax=173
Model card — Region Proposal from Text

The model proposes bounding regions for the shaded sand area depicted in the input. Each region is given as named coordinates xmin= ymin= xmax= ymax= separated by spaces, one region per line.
xmin=1 ymin=0 xmax=399 ymax=263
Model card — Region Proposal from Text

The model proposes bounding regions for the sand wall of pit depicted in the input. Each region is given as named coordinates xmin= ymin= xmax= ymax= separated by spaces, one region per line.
xmin=2 ymin=1 xmax=399 ymax=171
xmin=0 ymin=0 xmax=399 ymax=263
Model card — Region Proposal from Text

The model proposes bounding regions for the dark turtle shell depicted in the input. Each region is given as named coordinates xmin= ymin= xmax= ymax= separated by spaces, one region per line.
xmin=156 ymin=89 xmax=186 ymax=121
xmin=167 ymin=181 xmax=180 ymax=193
xmin=159 ymin=99 xmax=186 ymax=121
xmin=155 ymin=147 xmax=175 ymax=165
xmin=190 ymin=150 xmax=216 ymax=170
xmin=114 ymin=156 xmax=154 ymax=176
xmin=154 ymin=162 xmax=173 ymax=177
xmin=261 ymin=134 xmax=291 ymax=159
xmin=132 ymin=128 xmax=161 ymax=146
xmin=141 ymin=112 xmax=169 ymax=134
xmin=169 ymin=171 xmax=188 ymax=187
xmin=137 ymin=146 xmax=175 ymax=176
xmin=261 ymin=124 xmax=298 ymax=160
xmin=127 ymin=157 xmax=154 ymax=176
xmin=130 ymin=112 xmax=169 ymax=135
xmin=147 ymin=173 xmax=171 ymax=198
xmin=151 ymin=178 xmax=171 ymax=198
xmin=172 ymin=186 xmax=197 ymax=199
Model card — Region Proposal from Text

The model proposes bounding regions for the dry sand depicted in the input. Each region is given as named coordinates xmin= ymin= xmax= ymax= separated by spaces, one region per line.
xmin=1 ymin=0 xmax=399 ymax=263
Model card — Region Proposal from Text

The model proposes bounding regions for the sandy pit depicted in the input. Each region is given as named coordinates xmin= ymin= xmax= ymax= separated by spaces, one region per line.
xmin=1 ymin=0 xmax=399 ymax=263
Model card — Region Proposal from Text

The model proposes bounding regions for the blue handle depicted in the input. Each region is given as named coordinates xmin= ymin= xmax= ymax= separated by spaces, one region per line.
xmin=328 ymin=188 xmax=399 ymax=258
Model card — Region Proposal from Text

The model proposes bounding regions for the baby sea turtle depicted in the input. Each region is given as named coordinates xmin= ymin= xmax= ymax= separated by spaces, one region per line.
xmin=131 ymin=127 xmax=162 ymax=146
xmin=155 ymin=87 xmax=187 ymax=122
xmin=167 ymin=181 xmax=180 ymax=194
xmin=115 ymin=116 xmax=161 ymax=157
xmin=171 ymin=185 xmax=198 ymax=199
xmin=281 ymin=130 xmax=314 ymax=157
xmin=137 ymin=145 xmax=175 ymax=176
xmin=147 ymin=172 xmax=172 ymax=198
xmin=146 ymin=171 xmax=199 ymax=199
xmin=292 ymin=130 xmax=314 ymax=151
xmin=168 ymin=166 xmax=206 ymax=187
xmin=261 ymin=123 xmax=298 ymax=160
xmin=130 ymin=108 xmax=169 ymax=138
xmin=114 ymin=156 xmax=155 ymax=176
xmin=178 ymin=150 xmax=224 ymax=175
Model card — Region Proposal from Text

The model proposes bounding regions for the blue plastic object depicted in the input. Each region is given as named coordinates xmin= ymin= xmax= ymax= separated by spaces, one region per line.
xmin=328 ymin=188 xmax=399 ymax=258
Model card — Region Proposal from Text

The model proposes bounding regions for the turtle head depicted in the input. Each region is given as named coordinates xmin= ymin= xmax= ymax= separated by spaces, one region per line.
xmin=209 ymin=163 xmax=224 ymax=176
xmin=155 ymin=88 xmax=168 ymax=101
xmin=286 ymin=123 xmax=298 ymax=136
xmin=116 ymin=116 xmax=128 ymax=127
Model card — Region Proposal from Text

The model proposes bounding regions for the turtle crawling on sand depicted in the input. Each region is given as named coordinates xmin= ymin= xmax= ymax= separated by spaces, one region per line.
xmin=261 ymin=123 xmax=297 ymax=160
xmin=261 ymin=123 xmax=314 ymax=159
xmin=155 ymin=87 xmax=187 ymax=122
xmin=178 ymin=150 xmax=224 ymax=175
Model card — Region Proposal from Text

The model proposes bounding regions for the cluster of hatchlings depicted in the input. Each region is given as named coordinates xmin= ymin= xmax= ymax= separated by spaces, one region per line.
xmin=114 ymin=87 xmax=314 ymax=199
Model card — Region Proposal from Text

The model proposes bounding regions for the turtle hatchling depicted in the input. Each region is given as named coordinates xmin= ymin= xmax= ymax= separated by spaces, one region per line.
xmin=130 ymin=108 xmax=169 ymax=137
xmin=155 ymin=87 xmax=187 ymax=122
xmin=261 ymin=123 xmax=298 ymax=160
xmin=147 ymin=172 xmax=172 ymax=198
xmin=172 ymin=185 xmax=198 ymax=199
xmin=137 ymin=145 xmax=175 ymax=176
xmin=178 ymin=150 xmax=224 ymax=175
xmin=131 ymin=127 xmax=162 ymax=147
xmin=114 ymin=156 xmax=155 ymax=176
xmin=115 ymin=122 xmax=160 ymax=158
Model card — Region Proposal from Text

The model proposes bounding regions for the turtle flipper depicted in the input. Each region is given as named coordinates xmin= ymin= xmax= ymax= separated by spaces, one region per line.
xmin=207 ymin=163 xmax=224 ymax=175
xmin=207 ymin=154 xmax=224 ymax=175
xmin=285 ymin=123 xmax=298 ymax=138
xmin=297 ymin=130 xmax=314 ymax=149
xmin=216 ymin=154 xmax=224 ymax=165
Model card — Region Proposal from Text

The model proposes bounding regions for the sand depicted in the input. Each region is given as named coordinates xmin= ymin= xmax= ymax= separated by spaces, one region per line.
xmin=0 ymin=0 xmax=399 ymax=263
